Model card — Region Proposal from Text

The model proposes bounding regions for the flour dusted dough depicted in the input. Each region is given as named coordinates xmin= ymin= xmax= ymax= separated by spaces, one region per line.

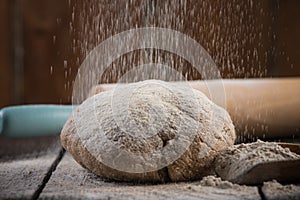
xmin=61 ymin=80 xmax=235 ymax=182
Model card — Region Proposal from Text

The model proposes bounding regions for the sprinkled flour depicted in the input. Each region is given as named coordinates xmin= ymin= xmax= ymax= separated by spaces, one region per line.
xmin=214 ymin=140 xmax=300 ymax=181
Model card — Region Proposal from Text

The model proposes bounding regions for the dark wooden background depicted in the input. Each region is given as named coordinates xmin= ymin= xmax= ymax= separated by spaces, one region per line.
xmin=0 ymin=0 xmax=299 ymax=107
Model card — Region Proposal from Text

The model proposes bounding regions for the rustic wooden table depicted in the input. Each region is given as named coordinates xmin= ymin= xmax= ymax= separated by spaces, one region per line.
xmin=0 ymin=136 xmax=299 ymax=200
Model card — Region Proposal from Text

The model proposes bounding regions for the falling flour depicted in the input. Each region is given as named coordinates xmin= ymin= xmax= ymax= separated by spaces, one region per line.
xmin=214 ymin=140 xmax=300 ymax=182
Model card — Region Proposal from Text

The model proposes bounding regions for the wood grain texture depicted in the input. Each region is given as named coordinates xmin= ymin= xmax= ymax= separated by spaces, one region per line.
xmin=22 ymin=0 xmax=77 ymax=104
xmin=40 ymin=153 xmax=260 ymax=200
xmin=233 ymin=159 xmax=300 ymax=185
xmin=0 ymin=136 xmax=62 ymax=199
xmin=276 ymin=0 xmax=300 ymax=76
xmin=0 ymin=0 xmax=13 ymax=107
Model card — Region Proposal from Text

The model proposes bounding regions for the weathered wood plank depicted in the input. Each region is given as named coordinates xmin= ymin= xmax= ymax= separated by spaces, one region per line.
xmin=262 ymin=180 xmax=300 ymax=200
xmin=0 ymin=136 xmax=62 ymax=199
xmin=40 ymin=153 xmax=260 ymax=200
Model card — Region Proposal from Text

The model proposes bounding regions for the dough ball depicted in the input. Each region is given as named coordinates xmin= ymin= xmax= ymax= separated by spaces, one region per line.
xmin=61 ymin=80 xmax=235 ymax=182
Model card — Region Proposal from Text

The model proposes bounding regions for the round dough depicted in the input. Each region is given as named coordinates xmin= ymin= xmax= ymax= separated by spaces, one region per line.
xmin=61 ymin=80 xmax=235 ymax=182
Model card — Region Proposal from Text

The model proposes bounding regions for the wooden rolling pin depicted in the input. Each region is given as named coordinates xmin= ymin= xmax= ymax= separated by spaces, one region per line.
xmin=89 ymin=78 xmax=300 ymax=140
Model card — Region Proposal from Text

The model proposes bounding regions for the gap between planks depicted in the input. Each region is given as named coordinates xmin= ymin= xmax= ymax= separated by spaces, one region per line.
xmin=31 ymin=148 xmax=65 ymax=200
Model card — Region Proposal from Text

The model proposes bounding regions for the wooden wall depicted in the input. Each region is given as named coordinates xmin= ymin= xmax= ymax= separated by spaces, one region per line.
xmin=275 ymin=0 xmax=300 ymax=76
xmin=22 ymin=0 xmax=77 ymax=104
xmin=0 ymin=0 xmax=299 ymax=107
xmin=0 ymin=0 xmax=12 ymax=107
